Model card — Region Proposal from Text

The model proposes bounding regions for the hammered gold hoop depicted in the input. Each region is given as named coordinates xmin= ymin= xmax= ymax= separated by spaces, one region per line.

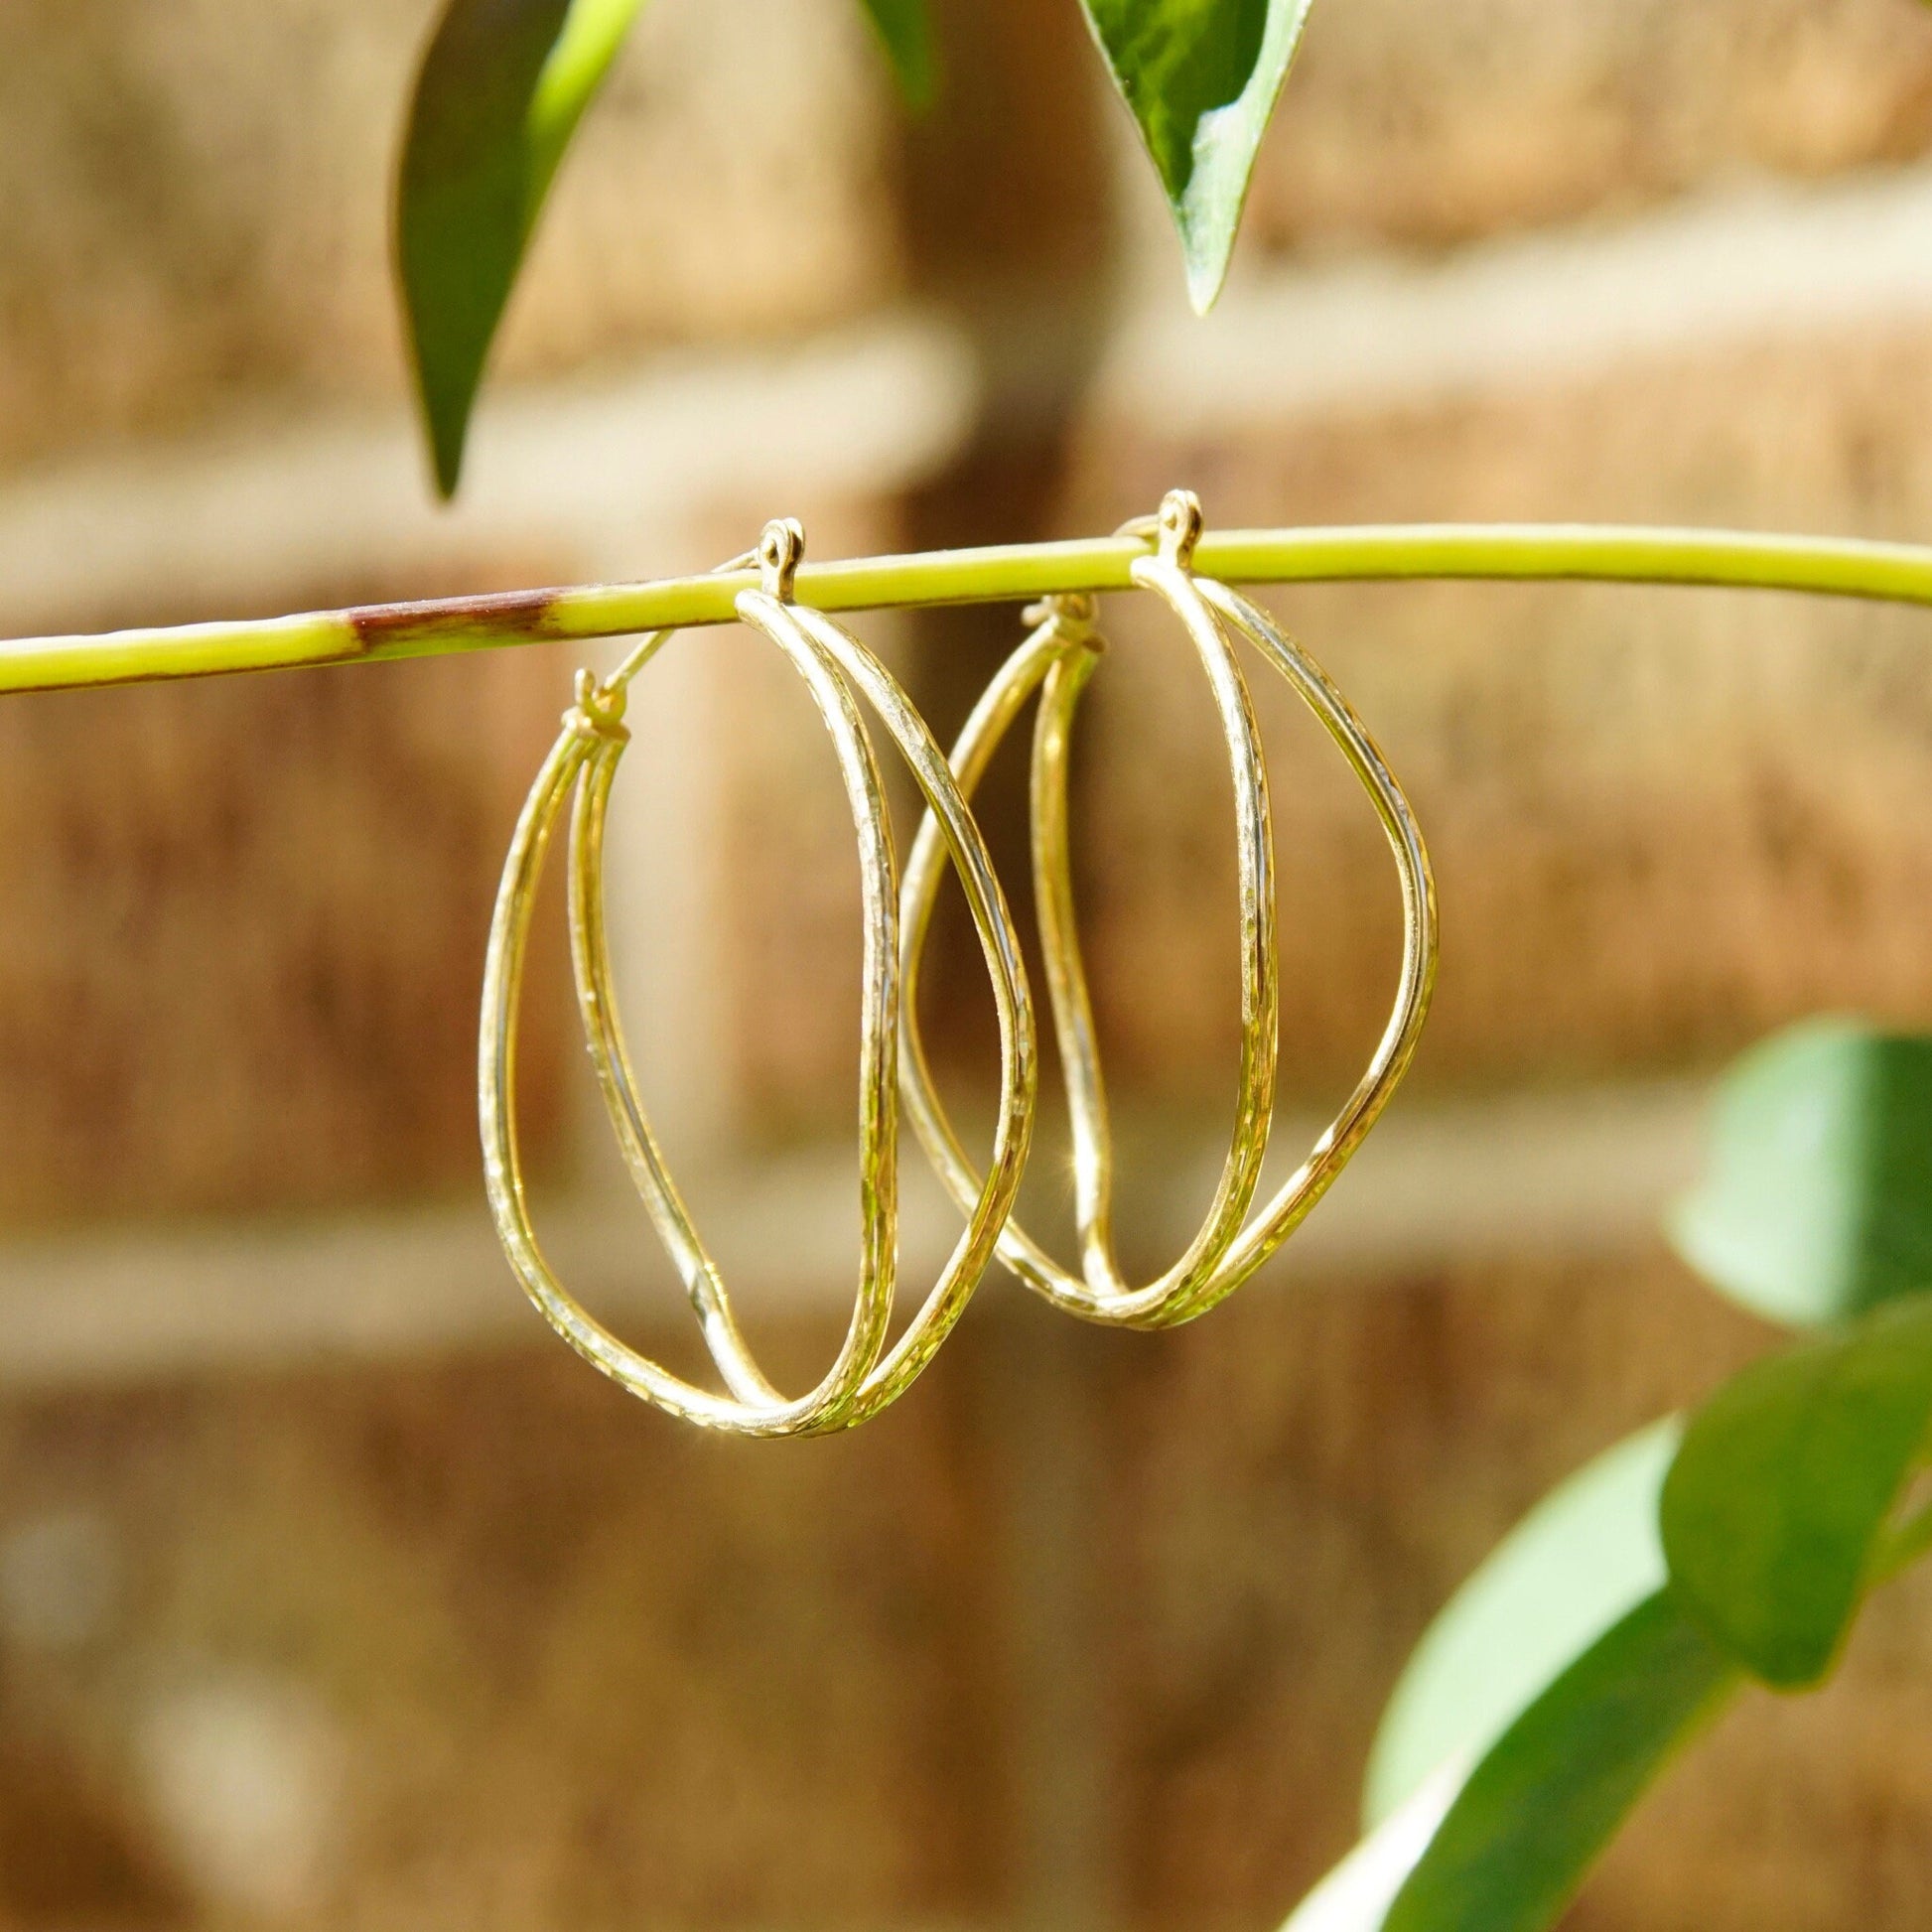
xmin=900 ymin=490 xmax=1439 ymax=1328
xmin=481 ymin=520 xmax=1036 ymax=1436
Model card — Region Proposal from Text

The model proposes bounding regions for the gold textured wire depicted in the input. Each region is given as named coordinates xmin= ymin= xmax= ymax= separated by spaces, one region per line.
xmin=898 ymin=490 xmax=1440 ymax=1329
xmin=483 ymin=489 xmax=1440 ymax=1431
xmin=480 ymin=519 xmax=1037 ymax=1436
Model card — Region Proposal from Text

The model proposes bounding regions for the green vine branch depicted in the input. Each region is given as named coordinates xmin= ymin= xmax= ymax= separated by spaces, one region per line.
xmin=10 ymin=522 xmax=1932 ymax=696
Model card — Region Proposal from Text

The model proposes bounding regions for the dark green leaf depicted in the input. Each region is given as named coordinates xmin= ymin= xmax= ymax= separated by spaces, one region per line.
xmin=1282 ymin=1770 xmax=1461 ymax=1932
xmin=858 ymin=0 xmax=935 ymax=109
xmin=1661 ymin=1290 xmax=1932 ymax=1686
xmin=1382 ymin=1591 xmax=1736 ymax=1932
xmin=1079 ymin=0 xmax=1316 ymax=312
xmin=1286 ymin=1426 xmax=1698 ymax=1931
xmin=1365 ymin=1420 xmax=1679 ymax=1828
xmin=397 ymin=0 xmax=648 ymax=496
xmin=1668 ymin=1020 xmax=1932 ymax=1327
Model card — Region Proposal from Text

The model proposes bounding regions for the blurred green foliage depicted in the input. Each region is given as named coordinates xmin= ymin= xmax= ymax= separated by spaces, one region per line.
xmin=1290 ymin=1019 xmax=1932 ymax=1932
xmin=395 ymin=0 xmax=1308 ymax=491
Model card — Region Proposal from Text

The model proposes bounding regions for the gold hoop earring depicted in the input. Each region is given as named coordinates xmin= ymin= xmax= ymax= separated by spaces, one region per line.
xmin=481 ymin=520 xmax=1036 ymax=1435
xmin=899 ymin=489 xmax=1438 ymax=1327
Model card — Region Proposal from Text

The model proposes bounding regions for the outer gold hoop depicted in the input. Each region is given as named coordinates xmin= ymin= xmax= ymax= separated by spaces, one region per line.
xmin=899 ymin=490 xmax=1439 ymax=1328
xmin=481 ymin=521 xmax=1036 ymax=1436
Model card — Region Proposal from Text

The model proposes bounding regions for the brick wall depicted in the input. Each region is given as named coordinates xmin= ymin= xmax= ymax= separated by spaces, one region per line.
xmin=5 ymin=2 xmax=1932 ymax=1930
xmin=1246 ymin=0 xmax=1932 ymax=248
xmin=0 ymin=0 xmax=899 ymax=472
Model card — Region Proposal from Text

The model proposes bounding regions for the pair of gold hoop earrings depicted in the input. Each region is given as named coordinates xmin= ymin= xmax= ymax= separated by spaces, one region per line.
xmin=481 ymin=491 xmax=1438 ymax=1437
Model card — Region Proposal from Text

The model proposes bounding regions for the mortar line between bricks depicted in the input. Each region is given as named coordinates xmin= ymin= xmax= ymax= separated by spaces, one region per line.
xmin=0 ymin=1082 xmax=1708 ymax=1389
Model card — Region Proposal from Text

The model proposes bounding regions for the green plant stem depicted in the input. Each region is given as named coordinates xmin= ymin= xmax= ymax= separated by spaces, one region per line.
xmin=10 ymin=523 xmax=1932 ymax=695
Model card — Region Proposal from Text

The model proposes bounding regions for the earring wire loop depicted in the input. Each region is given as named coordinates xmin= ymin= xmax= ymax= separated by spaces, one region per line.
xmin=483 ymin=520 xmax=1036 ymax=1436
xmin=484 ymin=491 xmax=1434 ymax=1429
xmin=898 ymin=492 xmax=1438 ymax=1329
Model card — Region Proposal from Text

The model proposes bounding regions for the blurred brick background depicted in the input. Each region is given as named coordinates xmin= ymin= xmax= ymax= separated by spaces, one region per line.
xmin=4 ymin=1 xmax=1932 ymax=1929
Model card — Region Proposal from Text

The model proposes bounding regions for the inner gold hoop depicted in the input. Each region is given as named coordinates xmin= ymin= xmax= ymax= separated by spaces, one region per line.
xmin=480 ymin=521 xmax=1037 ymax=1436
xmin=898 ymin=490 xmax=1440 ymax=1328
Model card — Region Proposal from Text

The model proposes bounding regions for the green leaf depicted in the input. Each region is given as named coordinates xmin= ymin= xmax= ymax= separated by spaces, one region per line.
xmin=1078 ymin=0 xmax=1316 ymax=312
xmin=1281 ymin=1771 xmax=1461 ymax=1932
xmin=1668 ymin=1020 xmax=1932 ymax=1327
xmin=1284 ymin=1424 xmax=1699 ymax=1932
xmin=1660 ymin=1290 xmax=1932 ymax=1687
xmin=858 ymin=0 xmax=936 ymax=109
xmin=1382 ymin=1591 xmax=1736 ymax=1932
xmin=397 ymin=0 xmax=648 ymax=496
xmin=1365 ymin=1420 xmax=1680 ymax=1828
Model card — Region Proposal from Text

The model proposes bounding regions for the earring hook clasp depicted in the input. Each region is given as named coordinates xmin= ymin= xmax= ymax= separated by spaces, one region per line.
xmin=1116 ymin=486 xmax=1204 ymax=571
xmin=759 ymin=517 xmax=805 ymax=602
